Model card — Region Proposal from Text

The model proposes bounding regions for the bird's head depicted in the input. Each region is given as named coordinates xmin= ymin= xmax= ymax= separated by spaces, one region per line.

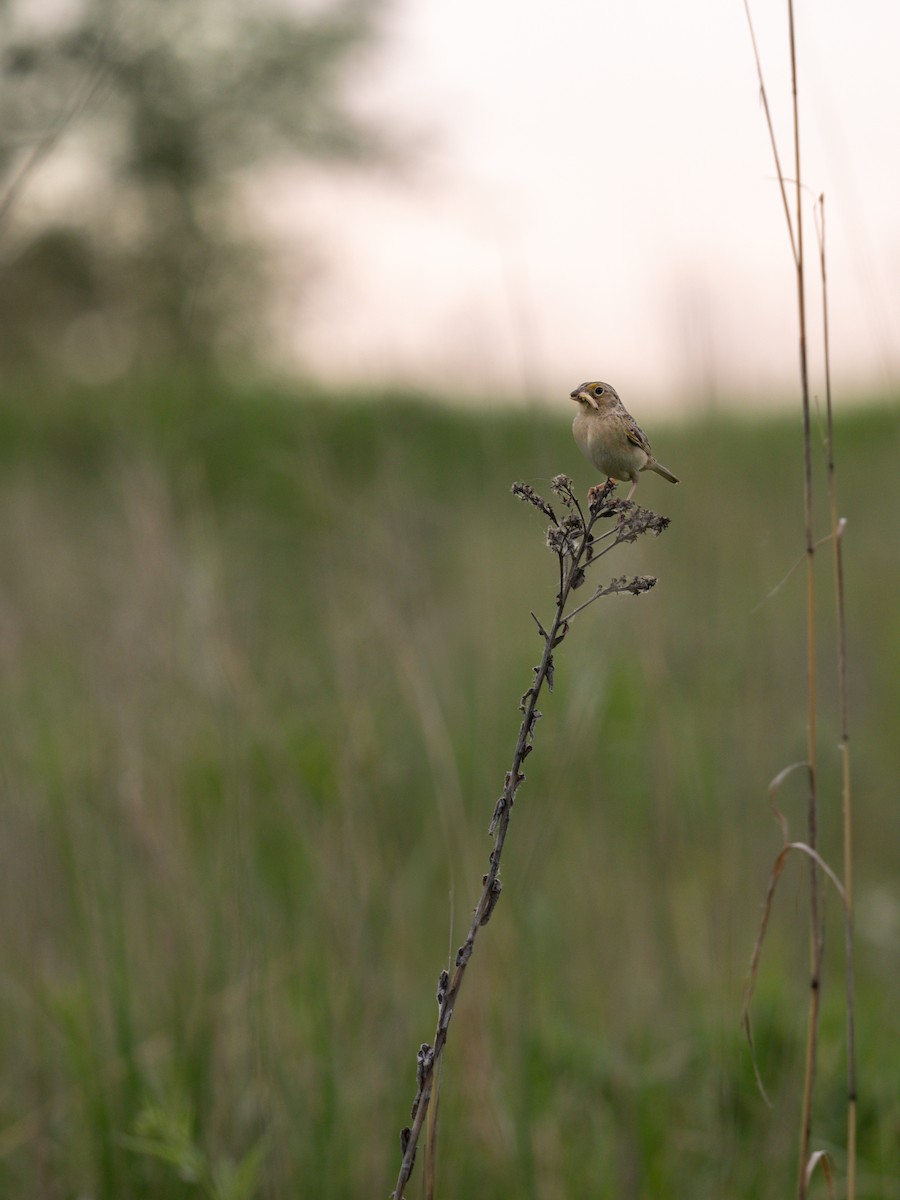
xmin=570 ymin=381 xmax=619 ymax=412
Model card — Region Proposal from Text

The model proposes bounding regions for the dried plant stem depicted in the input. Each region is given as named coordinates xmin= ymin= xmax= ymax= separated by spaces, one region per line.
xmin=743 ymin=3 xmax=827 ymax=1194
xmin=389 ymin=479 xmax=668 ymax=1199
xmin=785 ymin=9 xmax=826 ymax=1194
xmin=742 ymin=0 xmax=796 ymax=261
xmin=815 ymin=195 xmax=857 ymax=1200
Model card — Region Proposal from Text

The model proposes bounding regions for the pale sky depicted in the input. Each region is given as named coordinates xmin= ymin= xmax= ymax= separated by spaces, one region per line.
xmin=265 ymin=0 xmax=900 ymax=412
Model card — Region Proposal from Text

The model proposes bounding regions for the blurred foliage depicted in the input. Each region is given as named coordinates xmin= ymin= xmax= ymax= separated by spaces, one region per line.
xmin=0 ymin=378 xmax=898 ymax=1197
xmin=0 ymin=0 xmax=383 ymax=376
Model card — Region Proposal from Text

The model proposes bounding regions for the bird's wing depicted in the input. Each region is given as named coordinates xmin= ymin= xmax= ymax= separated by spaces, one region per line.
xmin=623 ymin=414 xmax=652 ymax=455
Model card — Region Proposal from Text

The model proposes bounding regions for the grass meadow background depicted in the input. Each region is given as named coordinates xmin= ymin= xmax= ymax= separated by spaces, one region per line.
xmin=0 ymin=378 xmax=898 ymax=1198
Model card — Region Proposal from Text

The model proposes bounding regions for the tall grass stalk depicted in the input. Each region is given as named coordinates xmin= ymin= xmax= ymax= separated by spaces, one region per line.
xmin=742 ymin=4 xmax=857 ymax=1197
xmin=784 ymin=9 xmax=827 ymax=1191
xmin=389 ymin=478 xmax=669 ymax=1199
xmin=815 ymin=193 xmax=857 ymax=1200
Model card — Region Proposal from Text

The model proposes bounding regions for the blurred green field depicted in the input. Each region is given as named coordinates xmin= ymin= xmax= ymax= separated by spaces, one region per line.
xmin=0 ymin=378 xmax=897 ymax=1198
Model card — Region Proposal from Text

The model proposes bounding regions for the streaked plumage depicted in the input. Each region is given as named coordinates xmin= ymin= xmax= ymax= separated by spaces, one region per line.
xmin=570 ymin=381 xmax=678 ymax=501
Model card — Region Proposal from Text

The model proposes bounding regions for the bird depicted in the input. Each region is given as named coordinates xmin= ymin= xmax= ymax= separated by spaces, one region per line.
xmin=570 ymin=381 xmax=679 ymax=501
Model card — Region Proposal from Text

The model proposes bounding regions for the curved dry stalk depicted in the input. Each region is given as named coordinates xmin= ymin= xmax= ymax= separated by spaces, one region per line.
xmin=743 ymin=823 xmax=849 ymax=1108
xmin=804 ymin=1150 xmax=836 ymax=1199
xmin=389 ymin=477 xmax=669 ymax=1198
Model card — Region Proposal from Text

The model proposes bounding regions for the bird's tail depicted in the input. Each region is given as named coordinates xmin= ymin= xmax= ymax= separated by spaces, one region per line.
xmin=650 ymin=460 xmax=679 ymax=485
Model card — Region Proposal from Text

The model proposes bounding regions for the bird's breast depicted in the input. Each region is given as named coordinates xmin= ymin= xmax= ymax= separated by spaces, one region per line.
xmin=572 ymin=410 xmax=648 ymax=479
xmin=572 ymin=410 xmax=594 ymax=460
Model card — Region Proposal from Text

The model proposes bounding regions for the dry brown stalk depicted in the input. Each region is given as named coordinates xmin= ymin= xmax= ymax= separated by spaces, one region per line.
xmin=742 ymin=6 xmax=858 ymax=1198
xmin=389 ymin=476 xmax=669 ymax=1199
xmin=782 ymin=12 xmax=828 ymax=1187
xmin=814 ymin=193 xmax=857 ymax=1200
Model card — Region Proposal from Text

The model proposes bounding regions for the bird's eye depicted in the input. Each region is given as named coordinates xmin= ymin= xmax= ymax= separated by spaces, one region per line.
xmin=593 ymin=385 xmax=604 ymax=396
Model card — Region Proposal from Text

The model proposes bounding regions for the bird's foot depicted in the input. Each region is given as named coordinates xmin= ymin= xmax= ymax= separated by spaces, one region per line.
xmin=587 ymin=479 xmax=619 ymax=517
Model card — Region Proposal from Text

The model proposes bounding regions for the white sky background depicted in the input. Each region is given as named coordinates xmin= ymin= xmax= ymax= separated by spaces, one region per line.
xmin=262 ymin=0 xmax=900 ymax=412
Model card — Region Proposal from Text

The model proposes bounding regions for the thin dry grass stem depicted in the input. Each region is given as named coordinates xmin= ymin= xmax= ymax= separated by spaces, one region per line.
xmin=751 ymin=526 xmax=845 ymax=612
xmin=814 ymin=193 xmax=857 ymax=1200
xmin=389 ymin=476 xmax=670 ymax=1199
xmin=742 ymin=0 xmax=797 ymax=263
xmin=784 ymin=10 xmax=824 ymax=1183
xmin=742 ymin=5 xmax=834 ymax=1196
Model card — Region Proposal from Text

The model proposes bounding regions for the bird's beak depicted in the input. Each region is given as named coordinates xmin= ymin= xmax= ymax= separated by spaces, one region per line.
xmin=570 ymin=387 xmax=596 ymax=410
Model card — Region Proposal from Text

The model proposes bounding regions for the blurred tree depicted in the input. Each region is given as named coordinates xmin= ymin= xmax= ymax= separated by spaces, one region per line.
xmin=0 ymin=0 xmax=384 ymax=378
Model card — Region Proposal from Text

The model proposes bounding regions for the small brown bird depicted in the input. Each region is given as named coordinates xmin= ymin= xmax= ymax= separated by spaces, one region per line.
xmin=571 ymin=381 xmax=679 ymax=501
